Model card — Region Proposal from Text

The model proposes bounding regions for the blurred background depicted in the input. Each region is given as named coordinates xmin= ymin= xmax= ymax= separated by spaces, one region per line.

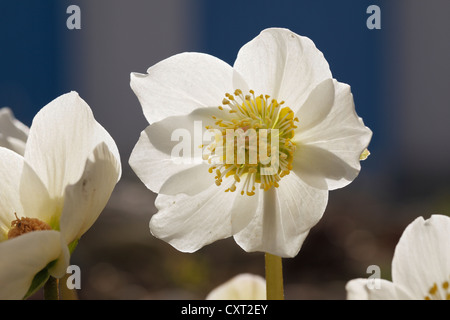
xmin=1 ymin=0 xmax=449 ymax=299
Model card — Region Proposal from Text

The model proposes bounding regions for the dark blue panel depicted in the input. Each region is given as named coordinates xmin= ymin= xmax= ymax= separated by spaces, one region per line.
xmin=0 ymin=1 xmax=66 ymax=126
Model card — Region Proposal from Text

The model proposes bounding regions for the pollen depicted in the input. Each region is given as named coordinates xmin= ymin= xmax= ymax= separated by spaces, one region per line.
xmin=424 ymin=277 xmax=450 ymax=300
xmin=7 ymin=213 xmax=52 ymax=239
xmin=204 ymin=89 xmax=298 ymax=196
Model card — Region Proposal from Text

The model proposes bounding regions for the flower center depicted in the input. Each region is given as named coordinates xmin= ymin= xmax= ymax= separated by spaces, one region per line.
xmin=424 ymin=278 xmax=450 ymax=300
xmin=7 ymin=213 xmax=52 ymax=239
xmin=204 ymin=89 xmax=298 ymax=196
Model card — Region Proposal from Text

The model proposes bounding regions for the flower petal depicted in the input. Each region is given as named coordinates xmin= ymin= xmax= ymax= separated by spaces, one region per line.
xmin=0 ymin=108 xmax=29 ymax=155
xmin=294 ymin=79 xmax=335 ymax=132
xmin=129 ymin=107 xmax=225 ymax=196
xmin=131 ymin=52 xmax=236 ymax=124
xmin=0 ymin=148 xmax=53 ymax=239
xmin=24 ymin=92 xmax=120 ymax=200
xmin=293 ymin=80 xmax=372 ymax=190
xmin=346 ymin=278 xmax=410 ymax=300
xmin=206 ymin=273 xmax=266 ymax=300
xmin=233 ymin=28 xmax=332 ymax=111
xmin=0 ymin=148 xmax=25 ymax=239
xmin=392 ymin=214 xmax=450 ymax=299
xmin=234 ymin=173 xmax=328 ymax=257
xmin=59 ymin=142 xmax=120 ymax=245
xmin=0 ymin=230 xmax=65 ymax=300
xmin=150 ymin=179 xmax=238 ymax=253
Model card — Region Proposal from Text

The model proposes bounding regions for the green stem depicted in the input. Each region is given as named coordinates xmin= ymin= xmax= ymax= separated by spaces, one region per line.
xmin=265 ymin=252 xmax=284 ymax=300
xmin=60 ymin=273 xmax=79 ymax=300
xmin=43 ymin=276 xmax=59 ymax=300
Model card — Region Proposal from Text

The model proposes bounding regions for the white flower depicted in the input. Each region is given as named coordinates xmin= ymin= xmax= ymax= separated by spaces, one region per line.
xmin=206 ymin=273 xmax=266 ymax=300
xmin=0 ymin=92 xmax=121 ymax=299
xmin=346 ymin=214 xmax=450 ymax=300
xmin=129 ymin=28 xmax=372 ymax=258
xmin=0 ymin=107 xmax=29 ymax=155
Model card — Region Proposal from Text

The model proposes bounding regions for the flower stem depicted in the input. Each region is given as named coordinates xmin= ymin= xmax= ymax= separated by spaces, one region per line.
xmin=60 ymin=273 xmax=79 ymax=300
xmin=265 ymin=252 xmax=284 ymax=300
xmin=43 ymin=276 xmax=59 ymax=300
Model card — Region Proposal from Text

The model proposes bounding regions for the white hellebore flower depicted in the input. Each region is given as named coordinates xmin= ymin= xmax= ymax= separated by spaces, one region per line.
xmin=129 ymin=28 xmax=372 ymax=258
xmin=0 ymin=92 xmax=121 ymax=299
xmin=346 ymin=214 xmax=450 ymax=300
xmin=0 ymin=107 xmax=29 ymax=155
xmin=206 ymin=273 xmax=266 ymax=300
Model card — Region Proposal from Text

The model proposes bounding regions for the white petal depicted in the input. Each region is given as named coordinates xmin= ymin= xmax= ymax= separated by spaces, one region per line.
xmin=293 ymin=80 xmax=372 ymax=190
xmin=234 ymin=173 xmax=328 ymax=257
xmin=346 ymin=278 xmax=407 ymax=300
xmin=129 ymin=107 xmax=224 ymax=196
xmin=0 ymin=148 xmax=53 ymax=240
xmin=291 ymin=144 xmax=361 ymax=191
xmin=294 ymin=79 xmax=335 ymax=132
xmin=0 ymin=230 xmax=65 ymax=300
xmin=0 ymin=108 xmax=29 ymax=155
xmin=233 ymin=28 xmax=332 ymax=110
xmin=131 ymin=52 xmax=235 ymax=124
xmin=392 ymin=214 xmax=450 ymax=299
xmin=230 ymin=186 xmax=261 ymax=235
xmin=24 ymin=92 xmax=120 ymax=200
xmin=150 ymin=180 xmax=238 ymax=253
xmin=206 ymin=273 xmax=266 ymax=300
xmin=59 ymin=143 xmax=120 ymax=244
xmin=0 ymin=148 xmax=25 ymax=239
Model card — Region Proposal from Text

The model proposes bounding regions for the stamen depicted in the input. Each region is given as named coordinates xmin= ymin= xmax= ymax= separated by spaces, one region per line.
xmin=205 ymin=90 xmax=298 ymax=196
xmin=424 ymin=277 xmax=450 ymax=300
xmin=7 ymin=213 xmax=51 ymax=239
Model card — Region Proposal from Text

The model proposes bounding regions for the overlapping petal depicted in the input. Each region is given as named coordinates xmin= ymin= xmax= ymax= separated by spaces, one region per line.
xmin=24 ymin=92 xmax=120 ymax=200
xmin=0 ymin=108 xmax=29 ymax=155
xmin=0 ymin=230 xmax=66 ymax=300
xmin=150 ymin=179 xmax=238 ymax=253
xmin=234 ymin=28 xmax=332 ymax=111
xmin=0 ymin=148 xmax=53 ymax=240
xmin=234 ymin=173 xmax=328 ymax=257
xmin=129 ymin=107 xmax=224 ymax=196
xmin=392 ymin=215 xmax=450 ymax=299
xmin=131 ymin=53 xmax=239 ymax=124
xmin=59 ymin=143 xmax=121 ymax=244
xmin=293 ymin=80 xmax=372 ymax=190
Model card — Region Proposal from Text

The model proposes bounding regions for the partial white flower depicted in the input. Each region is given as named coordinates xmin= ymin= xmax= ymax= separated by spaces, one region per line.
xmin=130 ymin=28 xmax=372 ymax=258
xmin=0 ymin=107 xmax=29 ymax=155
xmin=346 ymin=214 xmax=450 ymax=300
xmin=206 ymin=273 xmax=266 ymax=300
xmin=0 ymin=92 xmax=121 ymax=299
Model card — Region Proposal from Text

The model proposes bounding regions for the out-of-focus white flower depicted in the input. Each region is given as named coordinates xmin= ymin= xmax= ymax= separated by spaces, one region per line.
xmin=0 ymin=107 xmax=29 ymax=155
xmin=346 ymin=214 xmax=450 ymax=300
xmin=0 ymin=92 xmax=121 ymax=299
xmin=206 ymin=273 xmax=266 ymax=300
xmin=130 ymin=28 xmax=372 ymax=258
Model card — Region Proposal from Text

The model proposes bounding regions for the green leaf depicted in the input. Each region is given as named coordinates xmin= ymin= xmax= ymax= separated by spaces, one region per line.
xmin=22 ymin=259 xmax=57 ymax=300
xmin=23 ymin=268 xmax=50 ymax=299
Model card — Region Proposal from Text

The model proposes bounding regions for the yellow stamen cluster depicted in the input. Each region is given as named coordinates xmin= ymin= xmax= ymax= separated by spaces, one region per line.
xmin=204 ymin=89 xmax=298 ymax=196
xmin=7 ymin=213 xmax=51 ymax=239
xmin=425 ymin=277 xmax=450 ymax=300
